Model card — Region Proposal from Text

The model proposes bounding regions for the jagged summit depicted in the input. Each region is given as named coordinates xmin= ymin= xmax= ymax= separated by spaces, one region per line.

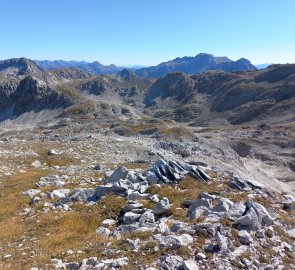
xmin=0 ymin=57 xmax=44 ymax=78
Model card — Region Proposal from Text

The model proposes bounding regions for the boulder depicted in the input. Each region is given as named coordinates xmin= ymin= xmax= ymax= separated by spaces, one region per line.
xmin=187 ymin=206 xmax=209 ymax=220
xmin=101 ymin=219 xmax=116 ymax=228
xmin=155 ymin=219 xmax=170 ymax=235
xmin=153 ymin=197 xmax=171 ymax=216
xmin=155 ymin=234 xmax=193 ymax=249
xmin=235 ymin=207 xmax=260 ymax=231
xmin=228 ymin=176 xmax=249 ymax=190
xmin=238 ymin=230 xmax=253 ymax=245
xmin=96 ymin=226 xmax=111 ymax=237
xmin=196 ymin=252 xmax=206 ymax=260
xmin=51 ymin=189 xmax=71 ymax=199
xmin=22 ymin=189 xmax=41 ymax=199
xmin=149 ymin=194 xmax=160 ymax=203
xmin=187 ymin=199 xmax=211 ymax=219
xmin=228 ymin=202 xmax=246 ymax=219
xmin=106 ymin=166 xmax=129 ymax=183
xmin=235 ymin=200 xmax=273 ymax=230
xmin=47 ymin=149 xmax=58 ymax=155
xmin=143 ymin=159 xmax=211 ymax=185
xmin=123 ymin=212 xmax=142 ymax=224
xmin=139 ymin=211 xmax=155 ymax=224
xmin=70 ymin=188 xmax=96 ymax=202
xmin=194 ymin=223 xmax=215 ymax=237
xmin=80 ymin=257 xmax=103 ymax=269
xmin=212 ymin=200 xmax=230 ymax=212
xmin=36 ymin=175 xmax=65 ymax=188
xmin=200 ymin=192 xmax=216 ymax=200
xmin=216 ymin=232 xmax=228 ymax=251
xmin=182 ymin=259 xmax=199 ymax=270
xmin=102 ymin=257 xmax=128 ymax=267
xmin=160 ymin=255 xmax=184 ymax=270
xmin=122 ymin=201 xmax=143 ymax=213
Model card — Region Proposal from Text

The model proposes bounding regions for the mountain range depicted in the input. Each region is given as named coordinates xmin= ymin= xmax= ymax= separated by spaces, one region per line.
xmin=135 ymin=53 xmax=257 ymax=78
xmin=33 ymin=53 xmax=257 ymax=77
xmin=0 ymin=56 xmax=294 ymax=127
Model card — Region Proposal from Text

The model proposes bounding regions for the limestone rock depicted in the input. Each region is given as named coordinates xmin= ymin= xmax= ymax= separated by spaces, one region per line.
xmin=155 ymin=234 xmax=193 ymax=249
xmin=22 ymin=189 xmax=41 ymax=199
xmin=106 ymin=166 xmax=129 ymax=183
xmin=238 ymin=230 xmax=253 ymax=245
xmin=153 ymin=197 xmax=171 ymax=216
xmin=182 ymin=259 xmax=199 ymax=270
xmin=159 ymin=255 xmax=184 ymax=270
xmin=123 ymin=212 xmax=142 ymax=224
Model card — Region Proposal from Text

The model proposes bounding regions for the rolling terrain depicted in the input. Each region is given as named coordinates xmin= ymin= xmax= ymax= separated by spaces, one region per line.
xmin=0 ymin=57 xmax=294 ymax=269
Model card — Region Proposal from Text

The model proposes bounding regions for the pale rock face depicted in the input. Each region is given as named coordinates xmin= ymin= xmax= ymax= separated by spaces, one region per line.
xmin=101 ymin=219 xmax=116 ymax=228
xmin=154 ymin=233 xmax=193 ymax=249
xmin=51 ymin=189 xmax=71 ymax=199
xmin=196 ymin=252 xmax=206 ymax=260
xmin=22 ymin=189 xmax=41 ymax=199
xmin=182 ymin=259 xmax=199 ymax=270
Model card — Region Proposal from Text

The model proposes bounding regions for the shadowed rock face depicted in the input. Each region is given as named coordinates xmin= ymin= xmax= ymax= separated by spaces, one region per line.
xmin=0 ymin=58 xmax=73 ymax=120
xmin=135 ymin=53 xmax=257 ymax=78
xmin=143 ymin=64 xmax=295 ymax=125
xmin=144 ymin=72 xmax=195 ymax=105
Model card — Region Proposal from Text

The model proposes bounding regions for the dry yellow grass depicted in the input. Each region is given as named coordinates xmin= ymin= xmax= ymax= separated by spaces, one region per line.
xmin=147 ymin=176 xmax=221 ymax=221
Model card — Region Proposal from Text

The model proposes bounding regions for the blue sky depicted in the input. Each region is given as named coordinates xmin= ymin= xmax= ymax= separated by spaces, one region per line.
xmin=0 ymin=0 xmax=294 ymax=65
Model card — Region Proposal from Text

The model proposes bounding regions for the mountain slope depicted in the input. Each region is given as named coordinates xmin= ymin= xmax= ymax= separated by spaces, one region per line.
xmin=135 ymin=53 xmax=257 ymax=78
xmin=144 ymin=64 xmax=295 ymax=125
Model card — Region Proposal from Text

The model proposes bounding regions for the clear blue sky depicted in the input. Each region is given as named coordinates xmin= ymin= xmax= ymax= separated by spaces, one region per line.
xmin=1 ymin=0 xmax=294 ymax=65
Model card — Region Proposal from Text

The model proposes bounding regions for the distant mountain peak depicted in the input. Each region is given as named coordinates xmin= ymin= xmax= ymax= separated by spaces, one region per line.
xmin=34 ymin=59 xmax=121 ymax=75
xmin=135 ymin=53 xmax=256 ymax=78
xmin=117 ymin=68 xmax=136 ymax=81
